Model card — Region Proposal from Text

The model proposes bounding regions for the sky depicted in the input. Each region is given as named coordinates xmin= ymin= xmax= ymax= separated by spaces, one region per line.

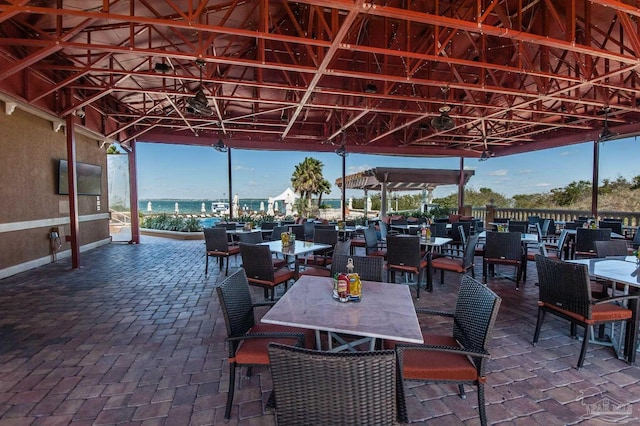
xmin=133 ymin=137 xmax=640 ymax=201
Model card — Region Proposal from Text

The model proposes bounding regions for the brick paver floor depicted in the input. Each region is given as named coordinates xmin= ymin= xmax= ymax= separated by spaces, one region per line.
xmin=1 ymin=236 xmax=639 ymax=425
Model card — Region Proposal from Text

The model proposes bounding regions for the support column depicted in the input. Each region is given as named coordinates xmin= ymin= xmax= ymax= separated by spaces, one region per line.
xmin=227 ymin=148 xmax=233 ymax=220
xmin=458 ymin=157 xmax=465 ymax=214
xmin=128 ymin=141 xmax=140 ymax=244
xmin=591 ymin=140 xmax=599 ymax=218
xmin=380 ymin=182 xmax=388 ymax=218
xmin=363 ymin=189 xmax=369 ymax=220
xmin=341 ymin=153 xmax=346 ymax=221
xmin=65 ymin=114 xmax=80 ymax=268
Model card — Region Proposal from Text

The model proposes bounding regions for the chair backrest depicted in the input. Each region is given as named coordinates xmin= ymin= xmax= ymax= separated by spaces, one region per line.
xmin=314 ymin=224 xmax=336 ymax=230
xmin=535 ymin=254 xmax=592 ymax=320
xmin=331 ymin=254 xmax=385 ymax=282
xmin=594 ymin=240 xmax=629 ymax=257
xmin=216 ymin=269 xmax=255 ymax=340
xmin=539 ymin=219 xmax=551 ymax=236
xmin=386 ymin=235 xmax=421 ymax=268
xmin=391 ymin=218 xmax=407 ymax=226
xmin=564 ymin=221 xmax=578 ymax=230
xmin=379 ymin=221 xmax=389 ymax=240
xmin=261 ymin=221 xmax=277 ymax=230
xmin=303 ymin=221 xmax=315 ymax=240
xmin=217 ymin=222 xmax=238 ymax=230
xmin=546 ymin=218 xmax=555 ymax=235
xmin=363 ymin=227 xmax=379 ymax=254
xmin=450 ymin=222 xmax=471 ymax=243
xmin=527 ymin=216 xmax=540 ymax=226
xmin=268 ymin=343 xmax=400 ymax=425
xmin=333 ymin=239 xmax=351 ymax=257
xmin=237 ymin=231 xmax=263 ymax=244
xmin=632 ymin=227 xmax=640 ymax=247
xmin=313 ymin=228 xmax=338 ymax=246
xmin=271 ymin=225 xmax=289 ymax=241
xmin=555 ymin=229 xmax=569 ymax=252
xmin=484 ymin=231 xmax=522 ymax=261
xmin=575 ymin=228 xmax=611 ymax=253
xmin=599 ymin=220 xmax=622 ymax=235
xmin=452 ymin=275 xmax=502 ymax=373
xmin=289 ymin=224 xmax=305 ymax=241
xmin=462 ymin=234 xmax=481 ymax=268
xmin=430 ymin=222 xmax=448 ymax=238
xmin=204 ymin=227 xmax=231 ymax=252
xmin=239 ymin=243 xmax=275 ymax=282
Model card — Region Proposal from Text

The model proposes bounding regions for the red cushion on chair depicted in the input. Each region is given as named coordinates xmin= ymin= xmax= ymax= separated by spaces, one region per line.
xmin=385 ymin=334 xmax=477 ymax=381
xmin=235 ymin=324 xmax=315 ymax=365
xmin=431 ymin=257 xmax=465 ymax=273
xmin=539 ymin=301 xmax=632 ymax=324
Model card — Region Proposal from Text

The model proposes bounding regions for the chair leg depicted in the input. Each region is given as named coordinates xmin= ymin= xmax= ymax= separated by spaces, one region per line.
xmin=458 ymin=384 xmax=466 ymax=399
xmin=225 ymin=256 xmax=230 ymax=276
xmin=482 ymin=259 xmax=488 ymax=283
xmin=577 ymin=325 xmax=590 ymax=369
xmin=440 ymin=269 xmax=445 ymax=285
xmin=224 ymin=362 xmax=236 ymax=419
xmin=205 ymin=254 xmax=209 ymax=275
xmin=532 ymin=307 xmax=546 ymax=344
xmin=477 ymin=383 xmax=487 ymax=426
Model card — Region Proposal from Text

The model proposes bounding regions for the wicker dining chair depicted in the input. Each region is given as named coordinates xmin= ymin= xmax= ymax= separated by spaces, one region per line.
xmin=574 ymin=228 xmax=611 ymax=259
xmin=428 ymin=233 xmax=480 ymax=288
xmin=267 ymin=343 xmax=407 ymax=425
xmin=237 ymin=231 xmax=287 ymax=269
xmin=384 ymin=275 xmax=502 ymax=426
xmin=364 ymin=226 xmax=387 ymax=258
xmin=204 ymin=227 xmax=240 ymax=276
xmin=300 ymin=228 xmax=338 ymax=267
xmin=483 ymin=231 xmax=524 ymax=289
xmin=533 ymin=255 xmax=639 ymax=369
xmin=594 ymin=239 xmax=630 ymax=258
xmin=630 ymin=227 xmax=640 ymax=250
xmin=598 ymin=220 xmax=623 ymax=236
xmin=239 ymin=243 xmax=295 ymax=300
xmin=331 ymin=254 xmax=386 ymax=282
xmin=216 ymin=269 xmax=314 ymax=420
xmin=299 ymin=240 xmax=351 ymax=278
xmin=386 ymin=235 xmax=427 ymax=298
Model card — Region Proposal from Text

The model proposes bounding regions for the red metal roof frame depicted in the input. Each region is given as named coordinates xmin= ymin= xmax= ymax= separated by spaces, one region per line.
xmin=1 ymin=0 xmax=639 ymax=157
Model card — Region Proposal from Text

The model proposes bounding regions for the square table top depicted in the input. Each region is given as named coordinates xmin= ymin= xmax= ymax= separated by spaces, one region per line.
xmin=259 ymin=240 xmax=331 ymax=256
xmin=568 ymin=257 xmax=640 ymax=288
xmin=261 ymin=275 xmax=424 ymax=344
xmin=564 ymin=229 xmax=625 ymax=239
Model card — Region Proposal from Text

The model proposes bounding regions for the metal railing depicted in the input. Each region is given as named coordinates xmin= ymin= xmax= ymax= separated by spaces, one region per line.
xmin=110 ymin=210 xmax=131 ymax=226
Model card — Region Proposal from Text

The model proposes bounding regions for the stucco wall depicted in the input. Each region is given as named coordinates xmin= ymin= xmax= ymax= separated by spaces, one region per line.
xmin=0 ymin=102 xmax=110 ymax=277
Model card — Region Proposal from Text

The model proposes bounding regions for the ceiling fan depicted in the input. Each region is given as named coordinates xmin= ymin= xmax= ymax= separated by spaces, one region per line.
xmin=186 ymin=60 xmax=213 ymax=116
xmin=598 ymin=107 xmax=614 ymax=141
xmin=430 ymin=87 xmax=455 ymax=131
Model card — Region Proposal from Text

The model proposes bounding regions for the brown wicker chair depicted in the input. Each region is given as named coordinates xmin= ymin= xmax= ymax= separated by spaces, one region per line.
xmin=237 ymin=231 xmax=287 ymax=269
xmin=239 ymin=243 xmax=295 ymax=300
xmin=299 ymin=240 xmax=351 ymax=278
xmin=204 ymin=227 xmax=240 ymax=276
xmin=386 ymin=235 xmax=428 ymax=299
xmin=384 ymin=275 xmax=502 ymax=426
xmin=483 ymin=231 xmax=524 ymax=289
xmin=267 ymin=343 xmax=407 ymax=425
xmin=216 ymin=269 xmax=314 ymax=420
xmin=594 ymin=239 xmax=629 ymax=258
xmin=533 ymin=255 xmax=639 ymax=369
xmin=331 ymin=254 xmax=386 ymax=282
xmin=300 ymin=228 xmax=338 ymax=267
xmin=427 ymin=233 xmax=480 ymax=289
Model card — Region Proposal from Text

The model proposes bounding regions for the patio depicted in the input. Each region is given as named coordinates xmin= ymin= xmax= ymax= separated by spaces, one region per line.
xmin=1 ymin=236 xmax=639 ymax=425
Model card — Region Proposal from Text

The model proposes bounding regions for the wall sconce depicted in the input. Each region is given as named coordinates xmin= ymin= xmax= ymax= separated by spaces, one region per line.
xmin=154 ymin=62 xmax=172 ymax=73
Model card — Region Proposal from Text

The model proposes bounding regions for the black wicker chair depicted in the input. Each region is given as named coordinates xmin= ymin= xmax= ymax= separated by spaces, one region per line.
xmin=216 ymin=270 xmax=314 ymax=420
xmin=384 ymin=275 xmax=502 ymax=426
xmin=299 ymin=240 xmax=351 ymax=278
xmin=268 ymin=343 xmax=407 ymax=425
xmin=204 ymin=227 xmax=240 ymax=276
xmin=594 ymin=239 xmax=629 ymax=258
xmin=483 ymin=231 xmax=524 ymax=289
xmin=533 ymin=255 xmax=638 ymax=369
xmin=599 ymin=220 xmax=623 ymax=236
xmin=300 ymin=228 xmax=338 ymax=267
xmin=239 ymin=243 xmax=295 ymax=300
xmin=574 ymin=228 xmax=611 ymax=259
xmin=386 ymin=235 xmax=427 ymax=299
xmin=331 ymin=254 xmax=386 ymax=282
xmin=428 ymin=233 xmax=480 ymax=288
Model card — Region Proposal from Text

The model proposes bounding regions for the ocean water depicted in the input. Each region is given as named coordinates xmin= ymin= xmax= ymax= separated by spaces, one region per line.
xmin=139 ymin=198 xmax=341 ymax=215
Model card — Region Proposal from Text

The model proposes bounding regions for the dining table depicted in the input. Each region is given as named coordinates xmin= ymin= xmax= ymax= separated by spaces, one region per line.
xmin=568 ymin=256 xmax=640 ymax=364
xmin=259 ymin=240 xmax=331 ymax=278
xmin=261 ymin=275 xmax=424 ymax=352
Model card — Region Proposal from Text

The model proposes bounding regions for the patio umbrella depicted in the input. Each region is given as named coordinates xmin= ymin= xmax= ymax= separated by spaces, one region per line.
xmin=147 ymin=201 xmax=152 ymax=212
xmin=174 ymin=202 xmax=179 ymax=214
xmin=267 ymin=197 xmax=274 ymax=215
xmin=274 ymin=201 xmax=279 ymax=212
xmin=201 ymin=202 xmax=206 ymax=213
xmin=366 ymin=196 xmax=372 ymax=211
xmin=232 ymin=194 xmax=239 ymax=217
xmin=260 ymin=201 xmax=265 ymax=212
xmin=348 ymin=197 xmax=353 ymax=210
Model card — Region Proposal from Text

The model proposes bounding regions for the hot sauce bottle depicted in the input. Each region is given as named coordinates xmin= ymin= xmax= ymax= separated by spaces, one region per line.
xmin=337 ymin=273 xmax=349 ymax=302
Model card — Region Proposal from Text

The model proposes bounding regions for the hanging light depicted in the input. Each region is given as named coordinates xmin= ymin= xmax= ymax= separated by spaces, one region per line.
xmin=213 ymin=139 xmax=228 ymax=152
xmin=335 ymin=145 xmax=348 ymax=157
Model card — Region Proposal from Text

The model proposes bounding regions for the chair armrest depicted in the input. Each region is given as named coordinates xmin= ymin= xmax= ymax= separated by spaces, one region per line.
xmin=252 ymin=301 xmax=276 ymax=309
xmin=227 ymin=331 xmax=305 ymax=347
xmin=592 ymin=294 xmax=640 ymax=305
xmin=415 ymin=307 xmax=454 ymax=318
xmin=395 ymin=343 xmax=490 ymax=359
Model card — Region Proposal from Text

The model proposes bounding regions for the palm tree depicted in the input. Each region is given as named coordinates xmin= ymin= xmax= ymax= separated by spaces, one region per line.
xmin=291 ymin=157 xmax=328 ymax=215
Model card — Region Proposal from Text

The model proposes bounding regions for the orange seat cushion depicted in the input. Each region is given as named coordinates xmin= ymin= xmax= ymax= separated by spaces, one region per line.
xmin=431 ymin=257 xmax=465 ymax=273
xmin=235 ymin=324 xmax=315 ymax=365
xmin=388 ymin=259 xmax=427 ymax=274
xmin=539 ymin=301 xmax=632 ymax=325
xmin=385 ymin=334 xmax=477 ymax=381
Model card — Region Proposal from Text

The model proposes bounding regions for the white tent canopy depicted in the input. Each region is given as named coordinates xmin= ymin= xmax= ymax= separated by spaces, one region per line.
xmin=272 ymin=188 xmax=299 ymax=202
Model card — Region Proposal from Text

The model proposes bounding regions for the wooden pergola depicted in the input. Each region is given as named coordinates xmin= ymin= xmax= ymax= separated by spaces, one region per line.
xmin=336 ymin=167 xmax=475 ymax=217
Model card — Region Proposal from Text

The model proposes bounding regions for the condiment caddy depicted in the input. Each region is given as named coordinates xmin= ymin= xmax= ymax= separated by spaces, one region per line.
xmin=332 ymin=258 xmax=362 ymax=302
